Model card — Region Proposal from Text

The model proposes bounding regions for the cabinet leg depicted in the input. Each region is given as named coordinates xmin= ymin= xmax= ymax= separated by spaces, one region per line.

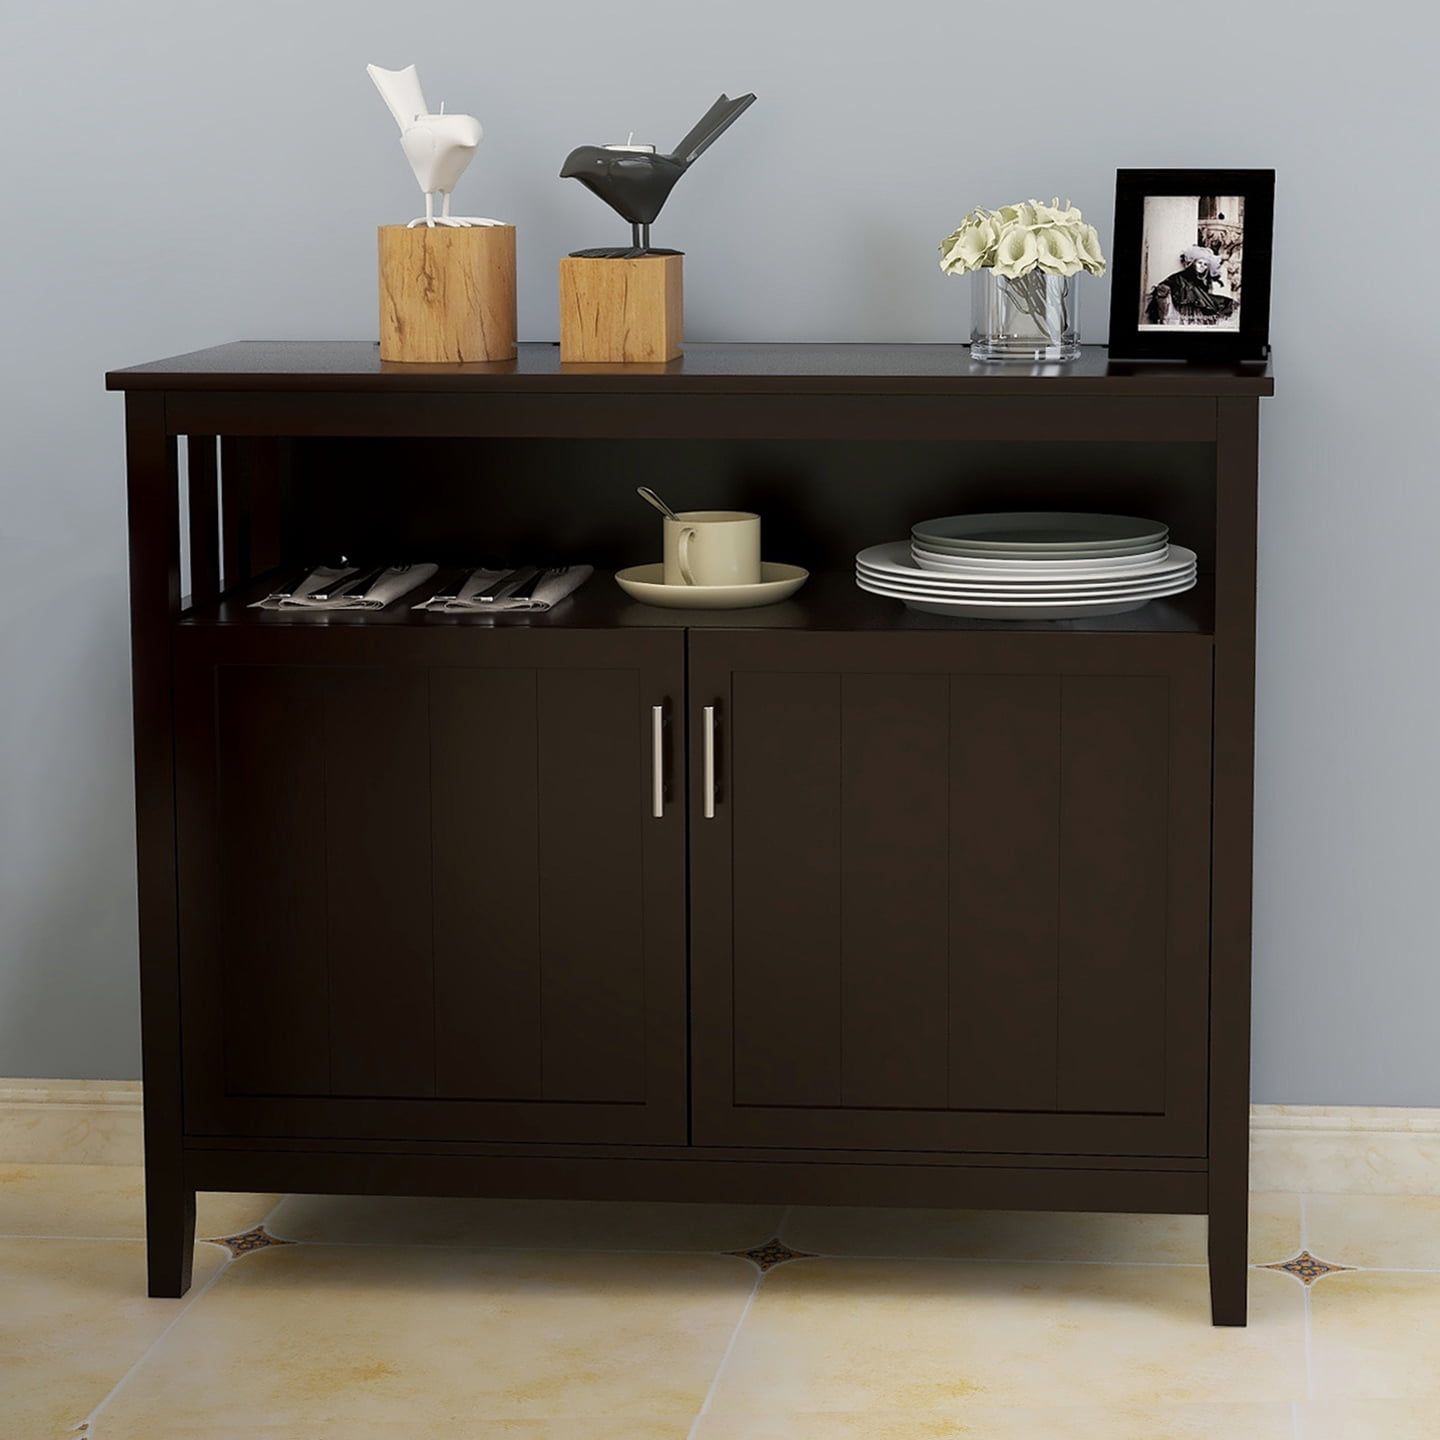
xmin=146 ymin=1179 xmax=196 ymax=1298
xmin=1207 ymin=1195 xmax=1248 ymax=1326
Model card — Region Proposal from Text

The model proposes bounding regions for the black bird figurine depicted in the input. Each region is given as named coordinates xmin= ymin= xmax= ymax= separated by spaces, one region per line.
xmin=561 ymin=93 xmax=756 ymax=257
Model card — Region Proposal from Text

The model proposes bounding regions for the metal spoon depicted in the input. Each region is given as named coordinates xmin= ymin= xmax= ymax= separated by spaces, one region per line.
xmin=636 ymin=487 xmax=678 ymax=520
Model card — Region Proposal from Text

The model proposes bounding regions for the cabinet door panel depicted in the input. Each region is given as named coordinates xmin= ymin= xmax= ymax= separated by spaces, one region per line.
xmin=176 ymin=628 xmax=685 ymax=1145
xmin=691 ymin=630 xmax=1212 ymax=1158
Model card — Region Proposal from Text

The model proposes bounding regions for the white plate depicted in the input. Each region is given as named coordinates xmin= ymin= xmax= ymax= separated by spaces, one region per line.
xmin=852 ymin=564 xmax=1192 ymax=599
xmin=856 ymin=572 xmax=1196 ymax=618
xmin=856 ymin=570 xmax=1196 ymax=601
xmin=615 ymin=562 xmax=808 ymax=609
xmin=859 ymin=559 xmax=1195 ymax=594
xmin=912 ymin=537 xmax=1168 ymax=558
xmin=912 ymin=511 xmax=1168 ymax=553
xmin=911 ymin=544 xmax=1169 ymax=575
xmin=861 ymin=541 xmax=1197 ymax=589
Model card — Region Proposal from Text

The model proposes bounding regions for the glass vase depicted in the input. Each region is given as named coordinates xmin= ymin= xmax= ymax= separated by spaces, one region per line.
xmin=971 ymin=269 xmax=1080 ymax=363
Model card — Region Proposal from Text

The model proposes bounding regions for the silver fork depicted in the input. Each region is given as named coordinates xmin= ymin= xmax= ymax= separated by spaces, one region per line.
xmin=432 ymin=567 xmax=515 ymax=606
xmin=506 ymin=566 xmax=568 ymax=603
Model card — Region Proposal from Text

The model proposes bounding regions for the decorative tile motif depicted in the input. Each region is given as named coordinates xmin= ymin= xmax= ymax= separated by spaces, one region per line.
xmin=1264 ymin=1249 xmax=1353 ymax=1285
xmin=726 ymin=1237 xmax=815 ymax=1271
xmin=207 ymin=1225 xmax=292 ymax=1258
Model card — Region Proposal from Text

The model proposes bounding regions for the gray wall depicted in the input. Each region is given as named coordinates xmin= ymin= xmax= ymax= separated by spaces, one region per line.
xmin=2 ymin=1 xmax=1434 ymax=1104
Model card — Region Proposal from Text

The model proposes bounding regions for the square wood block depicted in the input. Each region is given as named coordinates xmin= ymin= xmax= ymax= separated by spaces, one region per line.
xmin=378 ymin=224 xmax=517 ymax=364
xmin=559 ymin=255 xmax=683 ymax=363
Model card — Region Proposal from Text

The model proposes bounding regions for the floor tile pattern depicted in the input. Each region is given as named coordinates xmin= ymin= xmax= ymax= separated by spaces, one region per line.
xmin=725 ymin=1237 xmax=816 ymax=1271
xmin=1263 ymin=1248 xmax=1352 ymax=1285
xmin=3 ymin=1173 xmax=1440 ymax=1438
xmin=205 ymin=1223 xmax=293 ymax=1257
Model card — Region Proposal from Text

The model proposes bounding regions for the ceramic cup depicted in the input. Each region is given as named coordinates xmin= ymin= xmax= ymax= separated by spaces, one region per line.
xmin=663 ymin=511 xmax=761 ymax=586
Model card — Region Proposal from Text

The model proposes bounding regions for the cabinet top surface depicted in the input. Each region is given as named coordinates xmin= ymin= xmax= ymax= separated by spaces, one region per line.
xmin=106 ymin=341 xmax=1273 ymax=397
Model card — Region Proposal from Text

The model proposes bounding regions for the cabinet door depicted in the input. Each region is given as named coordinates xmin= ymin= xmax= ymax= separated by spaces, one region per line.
xmin=690 ymin=630 xmax=1213 ymax=1157
xmin=174 ymin=628 xmax=685 ymax=1145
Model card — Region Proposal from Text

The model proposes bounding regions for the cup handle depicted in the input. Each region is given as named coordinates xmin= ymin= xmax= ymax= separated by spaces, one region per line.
xmin=678 ymin=527 xmax=697 ymax=585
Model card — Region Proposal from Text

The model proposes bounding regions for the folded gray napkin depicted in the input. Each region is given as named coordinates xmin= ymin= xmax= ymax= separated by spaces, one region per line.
xmin=414 ymin=565 xmax=593 ymax=614
xmin=250 ymin=563 xmax=438 ymax=611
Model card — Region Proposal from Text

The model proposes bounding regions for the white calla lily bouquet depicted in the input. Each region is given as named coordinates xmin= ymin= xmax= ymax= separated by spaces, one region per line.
xmin=939 ymin=199 xmax=1106 ymax=280
xmin=941 ymin=199 xmax=1105 ymax=358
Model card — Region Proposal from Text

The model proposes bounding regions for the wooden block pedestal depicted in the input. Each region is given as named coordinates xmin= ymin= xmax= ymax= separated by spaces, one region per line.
xmin=559 ymin=254 xmax=683 ymax=363
xmin=378 ymin=225 xmax=517 ymax=363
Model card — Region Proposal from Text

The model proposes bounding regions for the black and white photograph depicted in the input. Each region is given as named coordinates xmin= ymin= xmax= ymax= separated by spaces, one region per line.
xmin=1108 ymin=168 xmax=1274 ymax=360
xmin=1138 ymin=194 xmax=1244 ymax=330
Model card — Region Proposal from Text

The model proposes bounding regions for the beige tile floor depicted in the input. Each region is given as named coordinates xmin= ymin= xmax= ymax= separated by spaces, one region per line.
xmin=2 ymin=1165 xmax=1437 ymax=1438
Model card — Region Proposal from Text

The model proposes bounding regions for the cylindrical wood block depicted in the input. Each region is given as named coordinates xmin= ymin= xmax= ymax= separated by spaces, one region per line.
xmin=559 ymin=255 xmax=683 ymax=363
xmin=378 ymin=225 xmax=517 ymax=363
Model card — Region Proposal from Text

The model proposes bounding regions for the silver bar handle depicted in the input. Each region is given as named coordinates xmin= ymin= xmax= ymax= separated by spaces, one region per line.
xmin=703 ymin=704 xmax=716 ymax=819
xmin=651 ymin=704 xmax=665 ymax=819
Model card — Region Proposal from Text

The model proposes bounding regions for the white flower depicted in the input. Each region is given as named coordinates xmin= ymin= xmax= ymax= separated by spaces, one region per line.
xmin=992 ymin=225 xmax=1039 ymax=278
xmin=1072 ymin=223 xmax=1107 ymax=276
xmin=1034 ymin=226 xmax=1082 ymax=276
xmin=948 ymin=216 xmax=998 ymax=274
xmin=938 ymin=199 xmax=1099 ymax=277
xmin=939 ymin=214 xmax=1000 ymax=274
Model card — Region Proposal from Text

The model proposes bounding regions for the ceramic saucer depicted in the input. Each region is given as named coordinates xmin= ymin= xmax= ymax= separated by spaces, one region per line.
xmin=615 ymin=562 xmax=809 ymax=609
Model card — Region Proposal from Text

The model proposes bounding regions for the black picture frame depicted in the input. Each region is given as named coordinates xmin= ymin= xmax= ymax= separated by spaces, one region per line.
xmin=1107 ymin=169 xmax=1274 ymax=362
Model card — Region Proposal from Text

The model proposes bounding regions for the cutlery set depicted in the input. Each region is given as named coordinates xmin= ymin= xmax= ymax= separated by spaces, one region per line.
xmin=420 ymin=565 xmax=582 ymax=614
xmin=251 ymin=561 xmax=588 ymax=615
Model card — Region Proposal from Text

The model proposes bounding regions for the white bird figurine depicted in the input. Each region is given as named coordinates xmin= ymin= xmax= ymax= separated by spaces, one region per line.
xmin=367 ymin=63 xmax=503 ymax=228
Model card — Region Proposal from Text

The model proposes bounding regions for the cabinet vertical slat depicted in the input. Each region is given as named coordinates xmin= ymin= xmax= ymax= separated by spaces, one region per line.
xmin=948 ymin=674 xmax=1062 ymax=1112
xmin=218 ymin=437 xmax=251 ymax=593
xmin=731 ymin=671 xmax=844 ymax=1107
xmin=536 ymin=669 xmax=647 ymax=1104
xmin=431 ymin=668 xmax=544 ymax=1100
xmin=323 ymin=669 xmax=436 ymax=1097
xmin=1057 ymin=675 xmax=1169 ymax=1114
xmin=211 ymin=666 xmax=330 ymax=1097
xmin=185 ymin=436 xmax=220 ymax=608
xmin=840 ymin=673 xmax=950 ymax=1108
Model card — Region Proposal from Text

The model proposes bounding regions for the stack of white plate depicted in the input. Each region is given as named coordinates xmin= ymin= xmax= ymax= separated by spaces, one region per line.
xmin=856 ymin=512 xmax=1197 ymax=619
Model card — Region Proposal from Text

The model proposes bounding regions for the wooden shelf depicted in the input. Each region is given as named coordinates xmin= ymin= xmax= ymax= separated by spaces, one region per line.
xmin=182 ymin=570 xmax=1215 ymax=637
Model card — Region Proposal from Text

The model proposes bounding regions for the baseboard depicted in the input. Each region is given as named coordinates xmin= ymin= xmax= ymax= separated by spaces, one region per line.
xmin=0 ymin=1079 xmax=143 ymax=1165
xmin=4 ymin=1083 xmax=1438 ymax=1194
xmin=1249 ymin=1104 xmax=1440 ymax=1196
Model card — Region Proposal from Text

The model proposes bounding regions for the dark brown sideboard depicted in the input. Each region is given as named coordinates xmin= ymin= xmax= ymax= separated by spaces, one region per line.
xmin=107 ymin=343 xmax=1271 ymax=1323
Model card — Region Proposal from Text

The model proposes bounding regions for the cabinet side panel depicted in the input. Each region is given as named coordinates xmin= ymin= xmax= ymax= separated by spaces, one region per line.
xmin=731 ymin=671 xmax=843 ymax=1107
xmin=536 ymin=668 xmax=646 ymax=1104
xmin=1057 ymin=674 xmax=1168 ymax=1113
xmin=840 ymin=673 xmax=951 ymax=1108
xmin=215 ymin=665 xmax=331 ymax=1096
xmin=324 ymin=668 xmax=436 ymax=1097
xmin=948 ymin=674 xmax=1061 ymax=1111
xmin=431 ymin=668 xmax=543 ymax=1100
